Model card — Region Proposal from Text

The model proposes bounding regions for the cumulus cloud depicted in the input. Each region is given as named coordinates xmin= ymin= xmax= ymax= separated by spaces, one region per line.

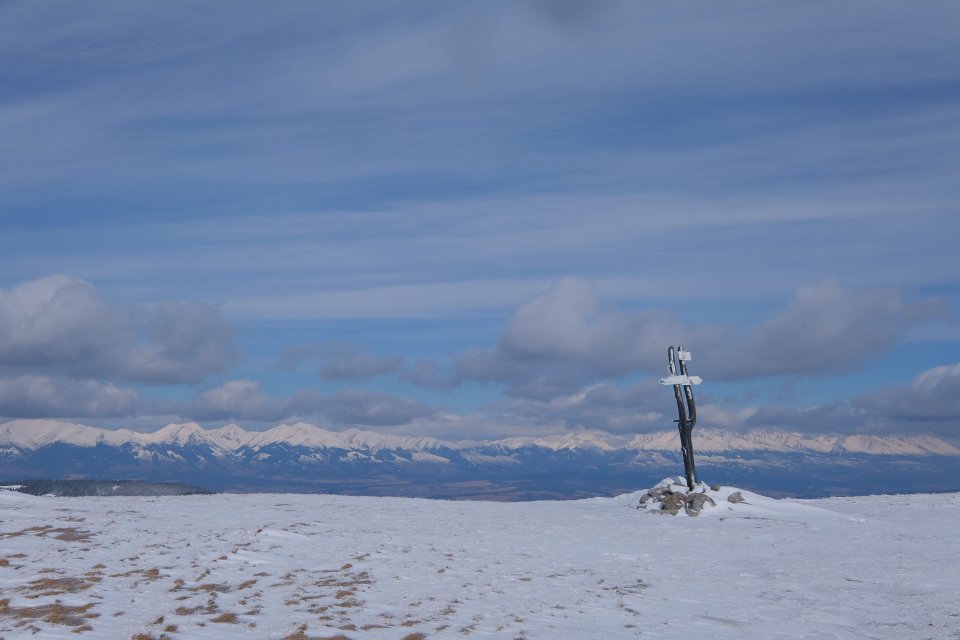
xmin=503 ymin=381 xmax=667 ymax=434
xmin=454 ymin=277 xmax=944 ymax=399
xmin=188 ymin=379 xmax=317 ymax=422
xmin=743 ymin=401 xmax=864 ymax=433
xmin=0 ymin=375 xmax=138 ymax=418
xmin=853 ymin=363 xmax=960 ymax=436
xmin=322 ymin=389 xmax=435 ymax=426
xmin=455 ymin=278 xmax=682 ymax=398
xmin=711 ymin=362 xmax=960 ymax=442
xmin=186 ymin=379 xmax=433 ymax=426
xmin=699 ymin=279 xmax=946 ymax=379
xmin=0 ymin=275 xmax=235 ymax=384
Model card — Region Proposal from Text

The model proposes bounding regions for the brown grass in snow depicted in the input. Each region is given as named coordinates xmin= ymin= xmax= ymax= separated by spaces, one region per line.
xmin=0 ymin=524 xmax=93 ymax=542
xmin=0 ymin=598 xmax=96 ymax=627
xmin=211 ymin=612 xmax=238 ymax=623
xmin=282 ymin=624 xmax=352 ymax=640
xmin=22 ymin=576 xmax=92 ymax=597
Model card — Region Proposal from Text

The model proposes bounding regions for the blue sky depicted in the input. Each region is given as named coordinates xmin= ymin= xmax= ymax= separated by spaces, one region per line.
xmin=1 ymin=1 xmax=958 ymax=442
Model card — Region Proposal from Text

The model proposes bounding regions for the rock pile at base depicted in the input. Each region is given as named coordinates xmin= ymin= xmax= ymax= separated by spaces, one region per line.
xmin=636 ymin=477 xmax=746 ymax=517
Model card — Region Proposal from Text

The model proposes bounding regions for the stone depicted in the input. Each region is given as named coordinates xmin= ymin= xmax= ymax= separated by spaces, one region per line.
xmin=710 ymin=484 xmax=722 ymax=492
xmin=727 ymin=491 xmax=745 ymax=504
xmin=685 ymin=493 xmax=716 ymax=516
xmin=661 ymin=492 xmax=688 ymax=512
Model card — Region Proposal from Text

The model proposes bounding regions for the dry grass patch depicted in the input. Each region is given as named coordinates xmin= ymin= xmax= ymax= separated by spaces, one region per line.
xmin=111 ymin=569 xmax=142 ymax=578
xmin=0 ymin=598 xmax=96 ymax=627
xmin=402 ymin=634 xmax=428 ymax=640
xmin=211 ymin=612 xmax=238 ymax=623
xmin=4 ymin=525 xmax=96 ymax=542
xmin=174 ymin=605 xmax=203 ymax=615
xmin=281 ymin=624 xmax=351 ymax=640
xmin=193 ymin=582 xmax=231 ymax=593
xmin=21 ymin=575 xmax=97 ymax=597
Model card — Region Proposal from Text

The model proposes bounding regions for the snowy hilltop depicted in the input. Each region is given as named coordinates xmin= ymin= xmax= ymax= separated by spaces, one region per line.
xmin=1 ymin=484 xmax=958 ymax=639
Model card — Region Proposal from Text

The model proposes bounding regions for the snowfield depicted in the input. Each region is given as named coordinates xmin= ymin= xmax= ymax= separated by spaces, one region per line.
xmin=1 ymin=484 xmax=958 ymax=639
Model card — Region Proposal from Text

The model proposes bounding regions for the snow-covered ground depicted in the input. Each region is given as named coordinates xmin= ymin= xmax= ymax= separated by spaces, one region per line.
xmin=1 ymin=484 xmax=958 ymax=639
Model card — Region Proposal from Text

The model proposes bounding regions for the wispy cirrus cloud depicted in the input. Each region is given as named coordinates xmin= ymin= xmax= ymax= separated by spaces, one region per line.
xmin=278 ymin=343 xmax=405 ymax=381
xmin=1 ymin=2 xmax=957 ymax=442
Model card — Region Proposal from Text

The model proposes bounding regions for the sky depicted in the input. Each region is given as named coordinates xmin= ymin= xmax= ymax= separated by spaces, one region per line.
xmin=1 ymin=1 xmax=958 ymax=443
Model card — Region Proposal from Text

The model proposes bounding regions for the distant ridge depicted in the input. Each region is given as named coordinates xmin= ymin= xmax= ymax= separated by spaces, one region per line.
xmin=3 ymin=419 xmax=958 ymax=499
xmin=1 ymin=419 xmax=957 ymax=457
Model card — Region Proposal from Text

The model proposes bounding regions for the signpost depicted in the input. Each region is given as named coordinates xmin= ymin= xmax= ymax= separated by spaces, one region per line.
xmin=659 ymin=345 xmax=702 ymax=490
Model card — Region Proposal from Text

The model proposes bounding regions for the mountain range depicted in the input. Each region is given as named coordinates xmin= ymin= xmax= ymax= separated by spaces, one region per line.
xmin=2 ymin=419 xmax=958 ymax=499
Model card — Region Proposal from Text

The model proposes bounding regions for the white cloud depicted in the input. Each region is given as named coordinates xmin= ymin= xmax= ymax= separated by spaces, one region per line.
xmin=186 ymin=380 xmax=433 ymax=427
xmin=454 ymin=278 xmax=944 ymax=399
xmin=502 ymin=381 xmax=667 ymax=434
xmin=0 ymin=375 xmax=138 ymax=418
xmin=700 ymin=279 xmax=946 ymax=379
xmin=189 ymin=379 xmax=303 ymax=423
xmin=455 ymin=278 xmax=682 ymax=398
xmin=0 ymin=275 xmax=235 ymax=384
xmin=322 ymin=389 xmax=435 ymax=427
xmin=853 ymin=363 xmax=960 ymax=433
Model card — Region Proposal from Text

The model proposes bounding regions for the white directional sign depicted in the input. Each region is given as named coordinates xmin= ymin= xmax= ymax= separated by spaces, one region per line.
xmin=658 ymin=374 xmax=702 ymax=386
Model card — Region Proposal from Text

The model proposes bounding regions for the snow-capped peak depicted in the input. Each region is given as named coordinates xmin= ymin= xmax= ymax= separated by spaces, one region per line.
xmin=496 ymin=431 xmax=618 ymax=452
xmin=144 ymin=422 xmax=210 ymax=446
xmin=206 ymin=423 xmax=254 ymax=450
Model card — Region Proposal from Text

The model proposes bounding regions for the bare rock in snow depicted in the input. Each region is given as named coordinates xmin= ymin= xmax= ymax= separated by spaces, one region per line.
xmin=635 ymin=477 xmax=724 ymax=516
xmin=685 ymin=493 xmax=717 ymax=516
